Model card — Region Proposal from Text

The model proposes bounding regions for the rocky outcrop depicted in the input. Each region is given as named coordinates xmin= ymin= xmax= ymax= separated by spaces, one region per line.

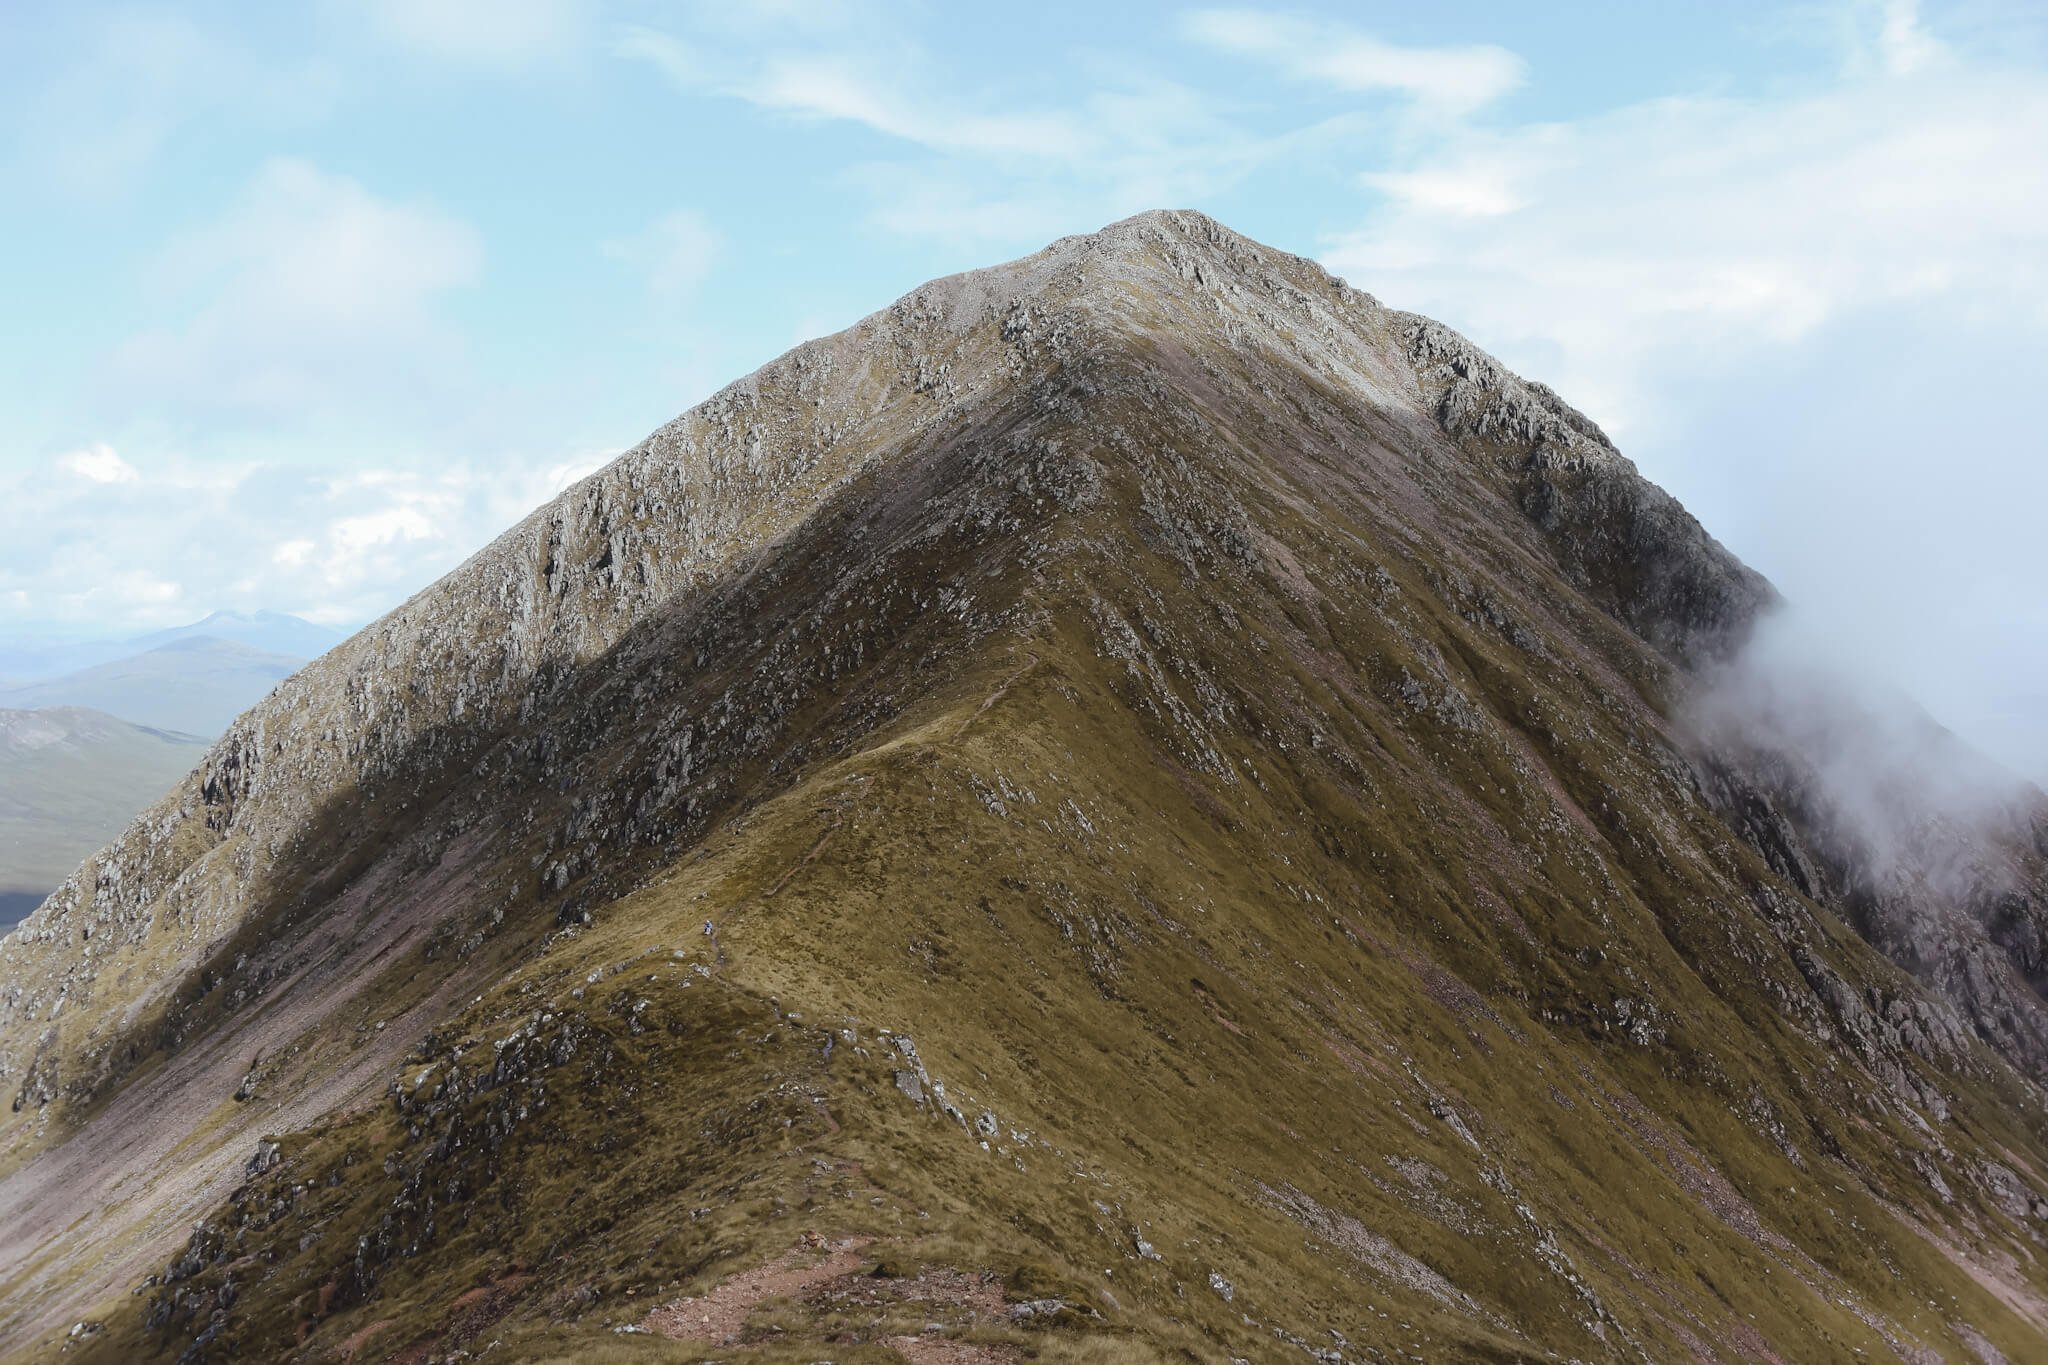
xmin=1403 ymin=316 xmax=1774 ymax=665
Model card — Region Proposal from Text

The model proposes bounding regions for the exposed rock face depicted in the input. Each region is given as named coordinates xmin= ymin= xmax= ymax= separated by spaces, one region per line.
xmin=2 ymin=210 xmax=2046 ymax=1363
xmin=1689 ymin=652 xmax=2048 ymax=1087
xmin=1403 ymin=316 xmax=1774 ymax=664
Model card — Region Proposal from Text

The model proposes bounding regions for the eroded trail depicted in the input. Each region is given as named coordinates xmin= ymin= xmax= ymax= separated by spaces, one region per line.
xmin=641 ymin=1235 xmax=875 ymax=1343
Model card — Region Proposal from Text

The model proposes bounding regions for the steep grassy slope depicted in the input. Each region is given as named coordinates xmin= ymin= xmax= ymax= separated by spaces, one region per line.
xmin=0 ymin=709 xmax=206 ymax=928
xmin=3 ymin=212 xmax=2046 ymax=1362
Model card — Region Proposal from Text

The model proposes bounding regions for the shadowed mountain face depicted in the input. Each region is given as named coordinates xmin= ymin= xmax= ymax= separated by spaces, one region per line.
xmin=2 ymin=212 xmax=2046 ymax=1363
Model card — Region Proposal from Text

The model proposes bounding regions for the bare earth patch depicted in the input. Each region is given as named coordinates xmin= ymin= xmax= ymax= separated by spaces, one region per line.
xmin=641 ymin=1233 xmax=874 ymax=1343
xmin=335 ymin=1316 xmax=391 ymax=1362
xmin=887 ymin=1333 xmax=1022 ymax=1363
xmin=813 ymin=1264 xmax=1008 ymax=1316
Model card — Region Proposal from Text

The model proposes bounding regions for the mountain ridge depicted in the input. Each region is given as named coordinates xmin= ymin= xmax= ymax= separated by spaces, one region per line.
xmin=3 ymin=210 xmax=2046 ymax=1362
xmin=9 ymin=206 xmax=1742 ymax=1116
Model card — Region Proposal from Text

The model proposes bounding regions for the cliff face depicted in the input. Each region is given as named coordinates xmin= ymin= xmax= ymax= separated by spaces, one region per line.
xmin=3 ymin=211 xmax=2046 ymax=1363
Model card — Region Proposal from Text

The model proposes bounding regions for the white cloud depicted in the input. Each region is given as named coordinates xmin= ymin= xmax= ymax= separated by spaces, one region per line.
xmin=57 ymin=444 xmax=139 ymax=485
xmin=1873 ymin=0 xmax=1944 ymax=75
xmin=361 ymin=0 xmax=591 ymax=70
xmin=614 ymin=18 xmax=1358 ymax=248
xmin=746 ymin=55 xmax=1092 ymax=158
xmin=1322 ymin=52 xmax=2048 ymax=439
xmin=1180 ymin=9 xmax=1525 ymax=112
xmin=0 ymin=446 xmax=617 ymax=635
xmin=610 ymin=25 xmax=699 ymax=85
xmin=524 ymin=454 xmax=613 ymax=507
xmin=1360 ymin=168 xmax=1521 ymax=218
xmin=108 ymin=573 xmax=183 ymax=607
xmin=331 ymin=505 xmax=437 ymax=555
xmin=1314 ymin=4 xmax=2048 ymax=780
xmin=604 ymin=210 xmax=723 ymax=297
xmin=17 ymin=14 xmax=337 ymax=197
xmin=615 ymin=32 xmax=1095 ymax=161
xmin=111 ymin=159 xmax=482 ymax=419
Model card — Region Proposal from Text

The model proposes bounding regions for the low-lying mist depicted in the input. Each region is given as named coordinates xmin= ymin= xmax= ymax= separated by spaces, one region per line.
xmin=1685 ymin=606 xmax=2042 ymax=902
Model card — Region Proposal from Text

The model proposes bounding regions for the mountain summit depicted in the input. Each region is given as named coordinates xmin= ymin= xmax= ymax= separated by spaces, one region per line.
xmin=3 ymin=211 xmax=2046 ymax=1362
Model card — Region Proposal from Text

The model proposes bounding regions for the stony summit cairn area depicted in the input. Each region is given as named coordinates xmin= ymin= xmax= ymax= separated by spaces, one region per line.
xmin=2 ymin=211 xmax=2047 ymax=1362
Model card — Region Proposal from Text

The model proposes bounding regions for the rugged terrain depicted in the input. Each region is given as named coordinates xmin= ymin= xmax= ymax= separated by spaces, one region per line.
xmin=2 ymin=210 xmax=2046 ymax=1362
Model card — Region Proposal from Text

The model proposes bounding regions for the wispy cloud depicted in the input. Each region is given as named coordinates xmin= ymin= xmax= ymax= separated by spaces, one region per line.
xmin=604 ymin=209 xmax=724 ymax=298
xmin=747 ymin=55 xmax=1092 ymax=158
xmin=57 ymin=445 xmax=139 ymax=485
xmin=1860 ymin=0 xmax=1946 ymax=75
xmin=1319 ymin=22 xmax=2048 ymax=437
xmin=610 ymin=16 xmax=1358 ymax=246
xmin=1179 ymin=8 xmax=1525 ymax=112
xmin=110 ymin=158 xmax=482 ymax=420
xmin=1358 ymin=167 xmax=1522 ymax=219
xmin=612 ymin=26 xmax=1096 ymax=161
xmin=358 ymin=0 xmax=593 ymax=71
xmin=16 ymin=13 xmax=336 ymax=198
xmin=0 ymin=445 xmax=612 ymax=633
xmin=610 ymin=25 xmax=700 ymax=86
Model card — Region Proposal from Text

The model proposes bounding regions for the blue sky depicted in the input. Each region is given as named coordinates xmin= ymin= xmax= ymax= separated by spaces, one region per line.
xmin=3 ymin=0 xmax=2046 ymax=774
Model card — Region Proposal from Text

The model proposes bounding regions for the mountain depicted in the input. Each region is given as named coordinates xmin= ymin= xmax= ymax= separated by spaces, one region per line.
xmin=0 ymin=709 xmax=208 ymax=931
xmin=0 ymin=638 xmax=305 ymax=737
xmin=0 ymin=618 xmax=322 ymax=926
xmin=123 ymin=610 xmax=341 ymax=664
xmin=0 ymin=611 xmax=336 ymax=685
xmin=0 ymin=636 xmax=131 ymax=684
xmin=3 ymin=211 xmax=2047 ymax=1362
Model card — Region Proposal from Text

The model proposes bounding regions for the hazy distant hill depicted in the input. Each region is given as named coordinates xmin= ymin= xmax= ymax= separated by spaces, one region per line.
xmin=0 ymin=637 xmax=304 ymax=736
xmin=0 ymin=609 xmax=338 ymax=683
xmin=123 ymin=609 xmax=340 ymax=663
xmin=0 ymin=614 xmax=328 ymax=925
xmin=0 ymin=707 xmax=205 ymax=929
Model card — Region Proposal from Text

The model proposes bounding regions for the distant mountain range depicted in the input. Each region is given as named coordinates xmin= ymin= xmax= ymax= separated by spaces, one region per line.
xmin=0 ymin=637 xmax=307 ymax=737
xmin=0 ymin=707 xmax=207 ymax=927
xmin=0 ymin=610 xmax=339 ymax=929
xmin=0 ymin=609 xmax=340 ymax=682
